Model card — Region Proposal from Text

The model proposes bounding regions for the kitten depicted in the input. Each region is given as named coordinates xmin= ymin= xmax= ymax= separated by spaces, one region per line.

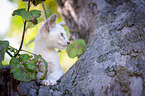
xmin=33 ymin=14 xmax=70 ymax=86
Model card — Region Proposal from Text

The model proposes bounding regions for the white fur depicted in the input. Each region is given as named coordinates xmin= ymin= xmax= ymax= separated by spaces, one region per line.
xmin=33 ymin=14 xmax=70 ymax=86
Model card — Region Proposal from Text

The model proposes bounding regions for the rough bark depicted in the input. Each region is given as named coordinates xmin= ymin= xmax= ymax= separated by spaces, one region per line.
xmin=17 ymin=0 xmax=145 ymax=95
xmin=0 ymin=66 xmax=19 ymax=96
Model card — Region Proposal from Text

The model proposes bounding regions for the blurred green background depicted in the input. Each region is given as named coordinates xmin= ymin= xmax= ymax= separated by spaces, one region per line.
xmin=0 ymin=0 xmax=78 ymax=73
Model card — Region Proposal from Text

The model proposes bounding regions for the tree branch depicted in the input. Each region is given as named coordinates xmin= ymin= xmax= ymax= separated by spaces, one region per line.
xmin=14 ymin=0 xmax=31 ymax=57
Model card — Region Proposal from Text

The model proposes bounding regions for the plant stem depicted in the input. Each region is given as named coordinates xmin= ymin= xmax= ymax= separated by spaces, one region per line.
xmin=6 ymin=50 xmax=14 ymax=57
xmin=14 ymin=21 xmax=26 ymax=57
xmin=21 ymin=49 xmax=35 ymax=55
xmin=42 ymin=2 xmax=47 ymax=20
xmin=26 ymin=23 xmax=32 ymax=30
xmin=14 ymin=0 xmax=31 ymax=57
xmin=27 ymin=0 xmax=31 ymax=11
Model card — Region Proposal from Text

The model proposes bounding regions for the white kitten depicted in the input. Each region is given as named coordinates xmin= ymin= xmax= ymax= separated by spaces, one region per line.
xmin=33 ymin=14 xmax=70 ymax=86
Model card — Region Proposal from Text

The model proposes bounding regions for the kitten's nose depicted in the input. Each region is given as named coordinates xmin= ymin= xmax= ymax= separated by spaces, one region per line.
xmin=67 ymin=41 xmax=70 ymax=44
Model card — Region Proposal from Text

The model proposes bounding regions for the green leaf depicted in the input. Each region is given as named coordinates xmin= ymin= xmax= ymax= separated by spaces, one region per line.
xmin=10 ymin=57 xmax=20 ymax=64
xmin=9 ymin=54 xmax=33 ymax=82
xmin=0 ymin=40 xmax=9 ymax=68
xmin=66 ymin=44 xmax=77 ymax=58
xmin=9 ymin=57 xmax=21 ymax=73
xmin=13 ymin=69 xmax=31 ymax=82
xmin=21 ymin=10 xmax=33 ymax=20
xmin=23 ymin=60 xmax=36 ymax=72
xmin=27 ymin=72 xmax=36 ymax=80
xmin=66 ymin=39 xmax=86 ymax=58
xmin=13 ymin=70 xmax=23 ymax=80
xmin=30 ymin=10 xmax=41 ymax=18
xmin=12 ymin=8 xmax=25 ymax=16
xmin=12 ymin=8 xmax=41 ymax=24
xmin=19 ymin=54 xmax=30 ymax=63
xmin=9 ymin=53 xmax=48 ymax=82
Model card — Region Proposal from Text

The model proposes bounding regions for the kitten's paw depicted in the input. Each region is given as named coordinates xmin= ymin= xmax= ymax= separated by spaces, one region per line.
xmin=41 ymin=79 xmax=57 ymax=86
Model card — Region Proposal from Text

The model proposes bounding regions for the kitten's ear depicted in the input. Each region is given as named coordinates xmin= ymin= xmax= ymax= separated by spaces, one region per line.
xmin=47 ymin=14 xmax=57 ymax=28
xmin=42 ymin=14 xmax=57 ymax=33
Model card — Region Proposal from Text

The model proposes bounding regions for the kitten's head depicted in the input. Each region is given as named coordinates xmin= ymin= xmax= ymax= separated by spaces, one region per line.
xmin=40 ymin=14 xmax=70 ymax=50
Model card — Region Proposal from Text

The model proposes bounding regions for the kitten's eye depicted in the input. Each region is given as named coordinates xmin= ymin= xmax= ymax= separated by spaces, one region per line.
xmin=60 ymin=33 xmax=64 ymax=37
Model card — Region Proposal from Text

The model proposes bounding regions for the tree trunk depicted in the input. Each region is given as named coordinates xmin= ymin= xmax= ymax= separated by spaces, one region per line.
xmin=17 ymin=0 xmax=145 ymax=95
xmin=0 ymin=66 xmax=19 ymax=96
